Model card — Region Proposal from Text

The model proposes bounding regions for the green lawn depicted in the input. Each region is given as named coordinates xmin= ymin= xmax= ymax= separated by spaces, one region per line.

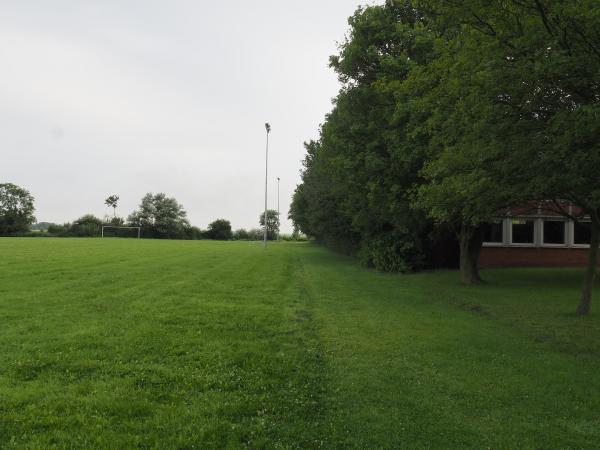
xmin=0 ymin=238 xmax=599 ymax=449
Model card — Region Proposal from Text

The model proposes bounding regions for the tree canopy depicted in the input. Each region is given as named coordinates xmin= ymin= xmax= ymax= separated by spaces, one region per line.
xmin=259 ymin=209 xmax=280 ymax=241
xmin=206 ymin=219 xmax=233 ymax=241
xmin=105 ymin=195 xmax=119 ymax=218
xmin=292 ymin=2 xmax=445 ymax=271
xmin=416 ymin=0 xmax=600 ymax=309
xmin=290 ymin=0 xmax=600 ymax=314
xmin=0 ymin=183 xmax=35 ymax=235
xmin=128 ymin=193 xmax=190 ymax=238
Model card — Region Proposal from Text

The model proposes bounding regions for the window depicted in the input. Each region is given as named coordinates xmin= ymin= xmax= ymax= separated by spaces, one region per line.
xmin=574 ymin=221 xmax=591 ymax=245
xmin=482 ymin=220 xmax=503 ymax=243
xmin=543 ymin=220 xmax=566 ymax=245
xmin=512 ymin=219 xmax=535 ymax=244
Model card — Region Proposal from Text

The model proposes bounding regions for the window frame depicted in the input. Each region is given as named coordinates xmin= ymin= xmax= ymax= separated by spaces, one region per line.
xmin=572 ymin=220 xmax=592 ymax=248
xmin=482 ymin=218 xmax=506 ymax=247
xmin=509 ymin=217 xmax=537 ymax=247
xmin=541 ymin=219 xmax=568 ymax=247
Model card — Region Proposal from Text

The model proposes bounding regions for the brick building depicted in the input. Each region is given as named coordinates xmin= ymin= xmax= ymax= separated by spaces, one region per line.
xmin=479 ymin=203 xmax=595 ymax=268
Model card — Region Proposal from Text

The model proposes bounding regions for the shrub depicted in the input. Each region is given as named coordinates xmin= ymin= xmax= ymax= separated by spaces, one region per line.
xmin=357 ymin=231 xmax=426 ymax=273
xmin=248 ymin=228 xmax=264 ymax=241
xmin=47 ymin=223 xmax=69 ymax=235
xmin=31 ymin=222 xmax=54 ymax=231
xmin=70 ymin=214 xmax=102 ymax=237
xmin=233 ymin=229 xmax=249 ymax=240
xmin=281 ymin=233 xmax=309 ymax=242
xmin=184 ymin=226 xmax=204 ymax=240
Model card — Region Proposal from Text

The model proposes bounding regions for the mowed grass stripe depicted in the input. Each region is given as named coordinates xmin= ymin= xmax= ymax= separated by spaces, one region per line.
xmin=0 ymin=238 xmax=599 ymax=448
xmin=294 ymin=244 xmax=600 ymax=449
xmin=0 ymin=239 xmax=326 ymax=448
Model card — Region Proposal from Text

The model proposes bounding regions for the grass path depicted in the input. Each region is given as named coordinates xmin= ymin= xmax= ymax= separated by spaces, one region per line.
xmin=297 ymin=245 xmax=600 ymax=448
xmin=0 ymin=239 xmax=599 ymax=448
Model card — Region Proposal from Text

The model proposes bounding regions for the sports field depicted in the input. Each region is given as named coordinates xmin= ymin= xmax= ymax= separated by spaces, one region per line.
xmin=1 ymin=238 xmax=599 ymax=448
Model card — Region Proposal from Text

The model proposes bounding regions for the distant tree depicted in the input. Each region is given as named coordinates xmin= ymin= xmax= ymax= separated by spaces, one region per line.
xmin=248 ymin=228 xmax=263 ymax=241
xmin=105 ymin=195 xmax=119 ymax=218
xmin=70 ymin=214 xmax=102 ymax=237
xmin=108 ymin=216 xmax=125 ymax=226
xmin=31 ymin=222 xmax=54 ymax=231
xmin=128 ymin=193 xmax=190 ymax=238
xmin=47 ymin=223 xmax=69 ymax=235
xmin=233 ymin=228 xmax=250 ymax=240
xmin=259 ymin=209 xmax=280 ymax=241
xmin=0 ymin=183 xmax=36 ymax=235
xmin=184 ymin=226 xmax=203 ymax=240
xmin=206 ymin=219 xmax=233 ymax=240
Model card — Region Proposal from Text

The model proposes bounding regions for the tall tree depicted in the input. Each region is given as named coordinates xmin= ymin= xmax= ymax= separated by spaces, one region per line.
xmin=259 ymin=209 xmax=280 ymax=241
xmin=289 ymin=140 xmax=359 ymax=253
xmin=206 ymin=219 xmax=233 ymax=240
xmin=407 ymin=20 xmax=527 ymax=284
xmin=128 ymin=193 xmax=189 ymax=238
xmin=291 ymin=1 xmax=444 ymax=271
xmin=105 ymin=195 xmax=119 ymax=218
xmin=0 ymin=183 xmax=35 ymax=235
xmin=418 ymin=0 xmax=600 ymax=309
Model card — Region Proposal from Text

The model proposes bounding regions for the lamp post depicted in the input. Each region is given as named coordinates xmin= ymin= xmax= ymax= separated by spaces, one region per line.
xmin=277 ymin=177 xmax=280 ymax=241
xmin=264 ymin=123 xmax=271 ymax=248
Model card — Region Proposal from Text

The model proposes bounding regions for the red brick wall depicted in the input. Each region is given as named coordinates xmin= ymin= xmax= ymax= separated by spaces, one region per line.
xmin=480 ymin=247 xmax=598 ymax=268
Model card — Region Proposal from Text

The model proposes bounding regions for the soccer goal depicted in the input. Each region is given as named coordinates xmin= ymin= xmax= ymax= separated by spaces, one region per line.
xmin=101 ymin=226 xmax=141 ymax=239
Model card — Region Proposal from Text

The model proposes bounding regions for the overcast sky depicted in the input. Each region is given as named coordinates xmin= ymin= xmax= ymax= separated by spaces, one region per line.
xmin=1 ymin=1 xmax=375 ymax=232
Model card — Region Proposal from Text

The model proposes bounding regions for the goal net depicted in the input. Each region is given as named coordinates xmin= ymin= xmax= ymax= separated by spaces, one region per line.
xmin=101 ymin=226 xmax=141 ymax=238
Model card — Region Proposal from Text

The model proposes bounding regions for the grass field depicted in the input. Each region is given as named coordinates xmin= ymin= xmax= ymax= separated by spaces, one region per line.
xmin=1 ymin=238 xmax=599 ymax=449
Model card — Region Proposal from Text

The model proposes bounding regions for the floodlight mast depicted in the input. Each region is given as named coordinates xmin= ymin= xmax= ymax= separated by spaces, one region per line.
xmin=264 ymin=123 xmax=271 ymax=248
xmin=277 ymin=177 xmax=280 ymax=241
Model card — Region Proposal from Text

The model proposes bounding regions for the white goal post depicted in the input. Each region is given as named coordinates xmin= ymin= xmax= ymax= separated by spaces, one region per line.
xmin=101 ymin=226 xmax=141 ymax=238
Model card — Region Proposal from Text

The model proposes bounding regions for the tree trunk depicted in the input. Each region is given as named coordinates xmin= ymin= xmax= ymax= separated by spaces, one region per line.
xmin=459 ymin=224 xmax=484 ymax=285
xmin=576 ymin=221 xmax=599 ymax=316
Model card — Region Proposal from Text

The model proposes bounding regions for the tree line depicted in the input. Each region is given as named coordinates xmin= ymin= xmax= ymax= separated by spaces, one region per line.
xmin=0 ymin=184 xmax=286 ymax=241
xmin=289 ymin=0 xmax=600 ymax=315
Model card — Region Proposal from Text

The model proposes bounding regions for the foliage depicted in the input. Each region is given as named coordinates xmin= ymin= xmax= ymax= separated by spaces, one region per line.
xmin=248 ymin=228 xmax=264 ymax=241
xmin=47 ymin=223 xmax=69 ymax=235
xmin=30 ymin=222 xmax=55 ymax=231
xmin=259 ymin=209 xmax=280 ymax=240
xmin=291 ymin=0 xmax=600 ymax=305
xmin=357 ymin=230 xmax=426 ymax=272
xmin=104 ymin=195 xmax=119 ymax=217
xmin=290 ymin=1 xmax=445 ymax=270
xmin=205 ymin=219 xmax=233 ymax=240
xmin=128 ymin=193 xmax=190 ymax=239
xmin=281 ymin=233 xmax=309 ymax=242
xmin=232 ymin=228 xmax=250 ymax=240
xmin=413 ymin=0 xmax=600 ymax=302
xmin=0 ymin=183 xmax=36 ymax=235
xmin=183 ymin=226 xmax=204 ymax=240
xmin=69 ymin=214 xmax=103 ymax=237
xmin=102 ymin=215 xmax=124 ymax=227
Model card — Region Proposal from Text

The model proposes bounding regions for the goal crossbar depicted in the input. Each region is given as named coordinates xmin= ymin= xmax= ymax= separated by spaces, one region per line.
xmin=101 ymin=226 xmax=141 ymax=238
